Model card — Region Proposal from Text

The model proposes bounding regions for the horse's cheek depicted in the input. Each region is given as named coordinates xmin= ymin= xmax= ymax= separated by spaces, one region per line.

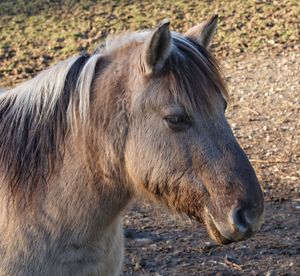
xmin=124 ymin=138 xmax=145 ymax=187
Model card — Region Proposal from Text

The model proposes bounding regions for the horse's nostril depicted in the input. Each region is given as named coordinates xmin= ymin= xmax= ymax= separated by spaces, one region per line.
xmin=232 ymin=207 xmax=251 ymax=235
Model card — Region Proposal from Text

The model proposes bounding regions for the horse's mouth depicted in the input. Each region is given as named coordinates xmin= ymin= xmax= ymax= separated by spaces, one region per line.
xmin=204 ymin=214 xmax=234 ymax=245
xmin=203 ymin=208 xmax=264 ymax=245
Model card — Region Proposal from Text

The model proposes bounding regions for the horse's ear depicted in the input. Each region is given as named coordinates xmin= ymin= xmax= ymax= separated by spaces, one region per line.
xmin=142 ymin=19 xmax=172 ymax=75
xmin=184 ymin=14 xmax=218 ymax=49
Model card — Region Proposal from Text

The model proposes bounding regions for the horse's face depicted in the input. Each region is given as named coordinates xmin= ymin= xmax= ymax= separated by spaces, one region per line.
xmin=125 ymin=16 xmax=264 ymax=244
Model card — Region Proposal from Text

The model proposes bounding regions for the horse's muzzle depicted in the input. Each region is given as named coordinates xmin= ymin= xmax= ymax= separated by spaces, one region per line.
xmin=204 ymin=204 xmax=265 ymax=244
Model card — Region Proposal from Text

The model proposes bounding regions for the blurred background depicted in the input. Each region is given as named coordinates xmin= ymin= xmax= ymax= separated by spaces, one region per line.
xmin=0 ymin=0 xmax=299 ymax=87
xmin=0 ymin=0 xmax=299 ymax=275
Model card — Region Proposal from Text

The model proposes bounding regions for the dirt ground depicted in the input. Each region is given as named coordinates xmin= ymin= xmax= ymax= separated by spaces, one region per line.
xmin=0 ymin=1 xmax=299 ymax=275
xmin=123 ymin=51 xmax=300 ymax=275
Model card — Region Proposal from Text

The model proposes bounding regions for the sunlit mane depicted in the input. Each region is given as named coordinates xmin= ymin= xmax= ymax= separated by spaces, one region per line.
xmin=0 ymin=53 xmax=101 ymax=196
xmin=168 ymin=34 xmax=228 ymax=114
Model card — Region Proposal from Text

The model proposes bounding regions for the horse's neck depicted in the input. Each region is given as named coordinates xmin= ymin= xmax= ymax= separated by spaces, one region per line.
xmin=0 ymin=143 xmax=130 ymax=275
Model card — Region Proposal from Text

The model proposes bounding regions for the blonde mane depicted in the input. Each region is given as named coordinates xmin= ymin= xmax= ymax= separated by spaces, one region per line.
xmin=0 ymin=53 xmax=102 ymax=196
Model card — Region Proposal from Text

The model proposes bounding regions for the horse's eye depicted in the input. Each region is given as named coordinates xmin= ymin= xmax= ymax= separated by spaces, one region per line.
xmin=165 ymin=115 xmax=183 ymax=124
xmin=164 ymin=114 xmax=191 ymax=131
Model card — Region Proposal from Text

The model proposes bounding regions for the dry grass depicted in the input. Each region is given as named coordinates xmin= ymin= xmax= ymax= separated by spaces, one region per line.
xmin=0 ymin=0 xmax=299 ymax=87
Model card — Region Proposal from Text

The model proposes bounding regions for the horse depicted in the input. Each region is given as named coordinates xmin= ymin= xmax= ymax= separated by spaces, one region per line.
xmin=0 ymin=14 xmax=264 ymax=275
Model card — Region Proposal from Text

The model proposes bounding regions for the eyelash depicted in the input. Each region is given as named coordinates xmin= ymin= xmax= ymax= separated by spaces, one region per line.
xmin=164 ymin=115 xmax=185 ymax=124
xmin=164 ymin=114 xmax=192 ymax=130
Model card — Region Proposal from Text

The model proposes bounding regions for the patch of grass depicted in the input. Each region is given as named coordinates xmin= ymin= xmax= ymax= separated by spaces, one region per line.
xmin=0 ymin=0 xmax=299 ymax=87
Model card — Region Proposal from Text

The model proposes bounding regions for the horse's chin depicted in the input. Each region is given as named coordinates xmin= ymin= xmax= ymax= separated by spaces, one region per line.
xmin=204 ymin=214 xmax=234 ymax=245
xmin=202 ymin=208 xmax=235 ymax=245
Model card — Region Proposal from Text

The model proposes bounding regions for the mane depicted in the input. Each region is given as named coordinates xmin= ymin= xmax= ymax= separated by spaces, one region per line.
xmin=0 ymin=53 xmax=101 ymax=198
xmin=166 ymin=34 xmax=228 ymax=114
